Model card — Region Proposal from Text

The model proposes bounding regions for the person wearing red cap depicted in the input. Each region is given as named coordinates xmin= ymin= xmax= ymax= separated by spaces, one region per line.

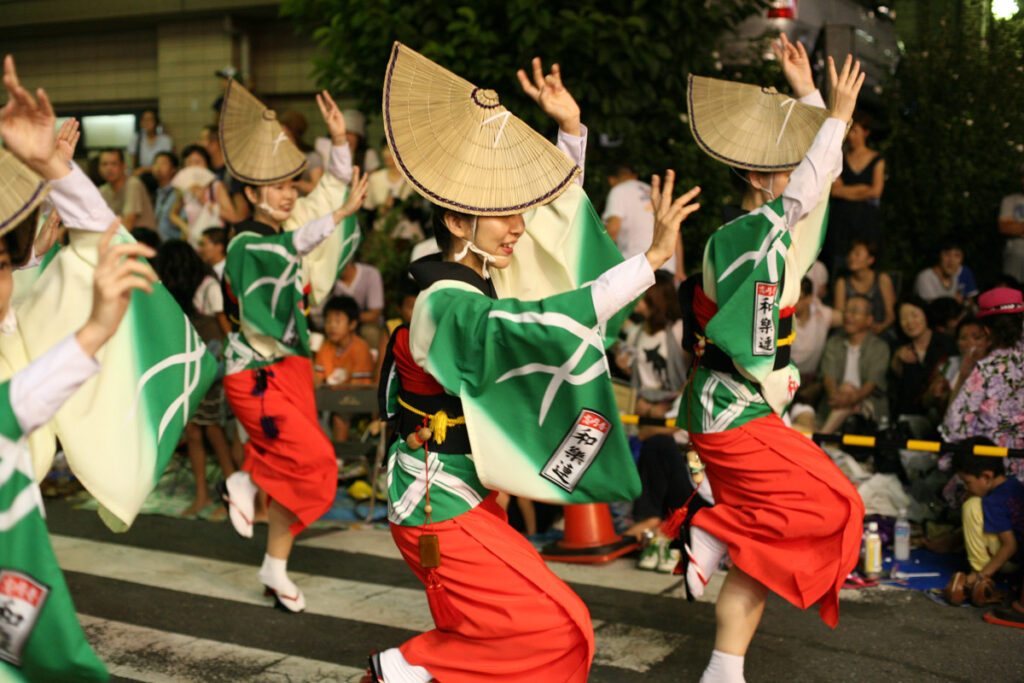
xmin=940 ymin=286 xmax=1024 ymax=481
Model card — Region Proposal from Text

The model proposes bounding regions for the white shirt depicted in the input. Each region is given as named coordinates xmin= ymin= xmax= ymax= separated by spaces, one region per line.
xmin=792 ymin=299 xmax=833 ymax=377
xmin=212 ymin=259 xmax=226 ymax=281
xmin=193 ymin=275 xmax=223 ymax=316
xmin=841 ymin=341 xmax=863 ymax=388
xmin=602 ymin=179 xmax=678 ymax=275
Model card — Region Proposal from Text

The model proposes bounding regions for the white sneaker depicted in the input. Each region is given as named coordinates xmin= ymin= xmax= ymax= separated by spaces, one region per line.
xmin=637 ymin=536 xmax=666 ymax=571
xmin=258 ymin=568 xmax=306 ymax=613
xmin=222 ymin=471 xmax=255 ymax=539
xmin=657 ymin=548 xmax=682 ymax=574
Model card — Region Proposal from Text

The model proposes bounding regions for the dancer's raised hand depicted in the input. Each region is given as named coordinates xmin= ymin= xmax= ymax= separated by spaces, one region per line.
xmin=517 ymin=57 xmax=581 ymax=137
xmin=646 ymin=170 xmax=700 ymax=271
xmin=332 ymin=167 xmax=369 ymax=223
xmin=55 ymin=117 xmax=80 ymax=166
xmin=316 ymin=89 xmax=347 ymax=146
xmin=828 ymin=55 xmax=865 ymax=124
xmin=772 ymin=33 xmax=815 ymax=99
xmin=0 ymin=55 xmax=66 ymax=180
xmin=76 ymin=221 xmax=158 ymax=356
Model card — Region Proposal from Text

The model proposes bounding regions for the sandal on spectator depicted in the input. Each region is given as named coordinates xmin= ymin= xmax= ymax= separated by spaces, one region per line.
xmin=943 ymin=571 xmax=969 ymax=606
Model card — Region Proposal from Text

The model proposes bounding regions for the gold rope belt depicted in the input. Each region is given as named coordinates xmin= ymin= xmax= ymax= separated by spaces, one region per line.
xmin=397 ymin=396 xmax=466 ymax=445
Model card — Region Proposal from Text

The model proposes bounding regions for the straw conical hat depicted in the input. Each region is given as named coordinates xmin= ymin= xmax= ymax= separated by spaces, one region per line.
xmin=0 ymin=147 xmax=48 ymax=245
xmin=687 ymin=74 xmax=831 ymax=171
xmin=219 ymin=80 xmax=308 ymax=185
xmin=382 ymin=42 xmax=580 ymax=215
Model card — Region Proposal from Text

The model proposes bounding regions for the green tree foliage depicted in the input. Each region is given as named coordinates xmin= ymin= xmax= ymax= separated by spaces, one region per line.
xmin=881 ymin=5 xmax=1024 ymax=284
xmin=282 ymin=0 xmax=783 ymax=271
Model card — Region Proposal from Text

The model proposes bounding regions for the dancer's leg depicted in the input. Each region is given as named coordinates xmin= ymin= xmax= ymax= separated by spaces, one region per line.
xmin=267 ymin=500 xmax=298 ymax=559
xmin=259 ymin=500 xmax=305 ymax=611
xmin=700 ymin=566 xmax=768 ymax=683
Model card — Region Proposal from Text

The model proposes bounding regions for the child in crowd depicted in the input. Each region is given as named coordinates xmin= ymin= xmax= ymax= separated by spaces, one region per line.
xmin=833 ymin=238 xmax=896 ymax=336
xmin=948 ymin=442 xmax=1024 ymax=604
xmin=314 ymin=295 xmax=375 ymax=441
xmin=156 ymin=240 xmax=234 ymax=516
xmin=198 ymin=226 xmax=227 ymax=279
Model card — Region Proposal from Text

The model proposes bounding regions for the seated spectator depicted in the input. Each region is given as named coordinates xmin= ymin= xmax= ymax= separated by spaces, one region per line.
xmin=998 ymin=162 xmax=1024 ymax=283
xmin=200 ymin=125 xmax=249 ymax=223
xmin=950 ymin=440 xmax=1023 ymax=601
xmin=151 ymin=151 xmax=188 ymax=243
xmin=97 ymin=148 xmax=156 ymax=230
xmin=603 ymin=162 xmax=681 ymax=280
xmin=889 ymin=296 xmax=956 ymax=434
xmin=313 ymin=259 xmax=386 ymax=344
xmin=833 ymin=239 xmax=895 ymax=336
xmin=156 ymin=240 xmax=233 ymax=517
xmin=172 ymin=143 xmax=238 ymax=237
xmin=792 ymin=277 xmax=841 ymax=382
xmin=339 ymin=108 xmax=381 ymax=173
xmin=818 ymin=295 xmax=890 ymax=432
xmin=925 ymin=315 xmax=989 ymax=415
xmin=314 ymin=296 xmax=375 ymax=442
xmin=614 ymin=271 xmax=688 ymax=418
xmin=913 ymin=240 xmax=979 ymax=305
xmin=197 ymin=227 xmax=227 ymax=281
xmin=940 ymin=287 xmax=1024 ymax=481
xmin=365 ymin=142 xmax=424 ymax=241
xmin=929 ymin=296 xmax=966 ymax=338
xmin=279 ymin=109 xmax=324 ymax=196
xmin=128 ymin=108 xmax=174 ymax=180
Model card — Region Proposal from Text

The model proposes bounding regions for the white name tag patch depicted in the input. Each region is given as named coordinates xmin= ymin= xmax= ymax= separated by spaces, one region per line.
xmin=0 ymin=569 xmax=50 ymax=667
xmin=752 ymin=281 xmax=778 ymax=357
xmin=541 ymin=409 xmax=611 ymax=493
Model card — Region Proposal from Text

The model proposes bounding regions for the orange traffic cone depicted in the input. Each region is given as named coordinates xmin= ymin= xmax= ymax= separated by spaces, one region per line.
xmin=540 ymin=503 xmax=639 ymax=564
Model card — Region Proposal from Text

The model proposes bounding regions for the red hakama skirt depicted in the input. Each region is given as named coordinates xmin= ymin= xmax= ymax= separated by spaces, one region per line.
xmin=223 ymin=355 xmax=337 ymax=535
xmin=390 ymin=493 xmax=593 ymax=682
xmin=690 ymin=413 xmax=864 ymax=628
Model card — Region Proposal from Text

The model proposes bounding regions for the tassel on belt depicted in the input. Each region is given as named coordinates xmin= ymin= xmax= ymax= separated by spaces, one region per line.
xmin=397 ymin=397 xmax=466 ymax=445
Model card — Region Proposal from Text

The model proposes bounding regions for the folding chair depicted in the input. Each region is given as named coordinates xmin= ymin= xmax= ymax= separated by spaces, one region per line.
xmin=315 ymin=386 xmax=388 ymax=521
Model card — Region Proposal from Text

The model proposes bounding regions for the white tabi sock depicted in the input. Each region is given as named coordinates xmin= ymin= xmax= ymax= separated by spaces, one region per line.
xmin=699 ymin=649 xmax=745 ymax=683
xmin=687 ymin=526 xmax=727 ymax=599
xmin=379 ymin=648 xmax=433 ymax=683
xmin=257 ymin=554 xmax=294 ymax=592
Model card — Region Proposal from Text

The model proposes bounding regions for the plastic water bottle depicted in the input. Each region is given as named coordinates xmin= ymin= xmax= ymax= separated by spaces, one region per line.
xmin=894 ymin=508 xmax=911 ymax=562
xmin=863 ymin=521 xmax=882 ymax=579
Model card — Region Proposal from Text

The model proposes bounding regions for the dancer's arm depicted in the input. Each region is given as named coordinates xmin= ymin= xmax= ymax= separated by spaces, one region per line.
xmin=8 ymin=222 xmax=156 ymax=437
xmin=290 ymin=168 xmax=368 ymax=256
xmin=518 ymin=57 xmax=587 ymax=184
xmin=317 ymin=89 xmax=354 ymax=184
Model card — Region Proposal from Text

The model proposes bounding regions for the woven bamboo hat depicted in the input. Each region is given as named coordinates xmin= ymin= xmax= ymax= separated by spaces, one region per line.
xmin=0 ymin=147 xmax=48 ymax=259
xmin=687 ymin=74 xmax=831 ymax=171
xmin=219 ymin=80 xmax=308 ymax=185
xmin=382 ymin=42 xmax=580 ymax=215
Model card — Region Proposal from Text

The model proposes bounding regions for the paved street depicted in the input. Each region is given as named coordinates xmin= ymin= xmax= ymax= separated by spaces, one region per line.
xmin=46 ymin=500 xmax=1021 ymax=682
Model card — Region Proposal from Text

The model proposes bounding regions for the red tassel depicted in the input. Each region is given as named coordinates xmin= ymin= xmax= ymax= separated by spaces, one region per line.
xmin=425 ymin=569 xmax=462 ymax=631
xmin=659 ymin=505 xmax=689 ymax=541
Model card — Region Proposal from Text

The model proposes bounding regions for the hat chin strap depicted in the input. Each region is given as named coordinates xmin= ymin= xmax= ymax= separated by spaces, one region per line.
xmin=258 ymin=187 xmax=291 ymax=222
xmin=453 ymin=216 xmax=496 ymax=279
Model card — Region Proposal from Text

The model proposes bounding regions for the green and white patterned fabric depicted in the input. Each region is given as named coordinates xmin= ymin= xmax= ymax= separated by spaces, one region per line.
xmin=398 ymin=184 xmax=641 ymax=515
xmin=0 ymin=383 xmax=108 ymax=682
xmin=15 ymin=228 xmax=218 ymax=531
xmin=224 ymin=177 xmax=360 ymax=375
xmin=682 ymin=184 xmax=831 ymax=433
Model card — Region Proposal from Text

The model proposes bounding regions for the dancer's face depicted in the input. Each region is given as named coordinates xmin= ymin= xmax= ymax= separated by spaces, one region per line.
xmin=446 ymin=213 xmax=525 ymax=270
xmin=246 ymin=181 xmax=297 ymax=219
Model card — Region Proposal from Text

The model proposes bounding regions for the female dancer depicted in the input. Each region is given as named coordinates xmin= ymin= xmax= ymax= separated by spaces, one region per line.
xmin=217 ymin=81 xmax=368 ymax=612
xmin=366 ymin=45 xmax=700 ymax=682
xmin=680 ymin=39 xmax=867 ymax=682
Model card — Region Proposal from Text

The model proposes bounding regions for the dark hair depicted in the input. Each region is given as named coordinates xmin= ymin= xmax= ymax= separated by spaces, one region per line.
xmin=130 ymin=227 xmax=161 ymax=252
xmin=897 ymin=295 xmax=935 ymax=329
xmin=951 ymin=437 xmax=1003 ymax=477
xmin=845 ymin=293 xmax=872 ymax=315
xmin=956 ymin=315 xmax=982 ymax=337
xmin=938 ymin=239 xmax=963 ymax=255
xmin=140 ymin=108 xmax=159 ymax=124
xmin=398 ymin=277 xmax=421 ymax=303
xmin=851 ymin=109 xmax=872 ymax=132
xmin=153 ymin=151 xmax=179 ymax=168
xmin=181 ymin=144 xmax=211 ymax=169
xmin=99 ymin=148 xmax=124 ymax=163
xmin=800 ymin=277 xmax=813 ymax=297
xmin=643 ymin=270 xmax=682 ymax=333
xmin=201 ymin=226 xmax=227 ymax=249
xmin=928 ymin=296 xmax=962 ymax=328
xmin=847 ymin=238 xmax=878 ymax=260
xmin=982 ymin=312 xmax=1024 ymax=350
xmin=324 ymin=295 xmax=360 ymax=323
xmin=430 ymin=204 xmax=472 ymax=255
xmin=155 ymin=239 xmax=206 ymax=315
